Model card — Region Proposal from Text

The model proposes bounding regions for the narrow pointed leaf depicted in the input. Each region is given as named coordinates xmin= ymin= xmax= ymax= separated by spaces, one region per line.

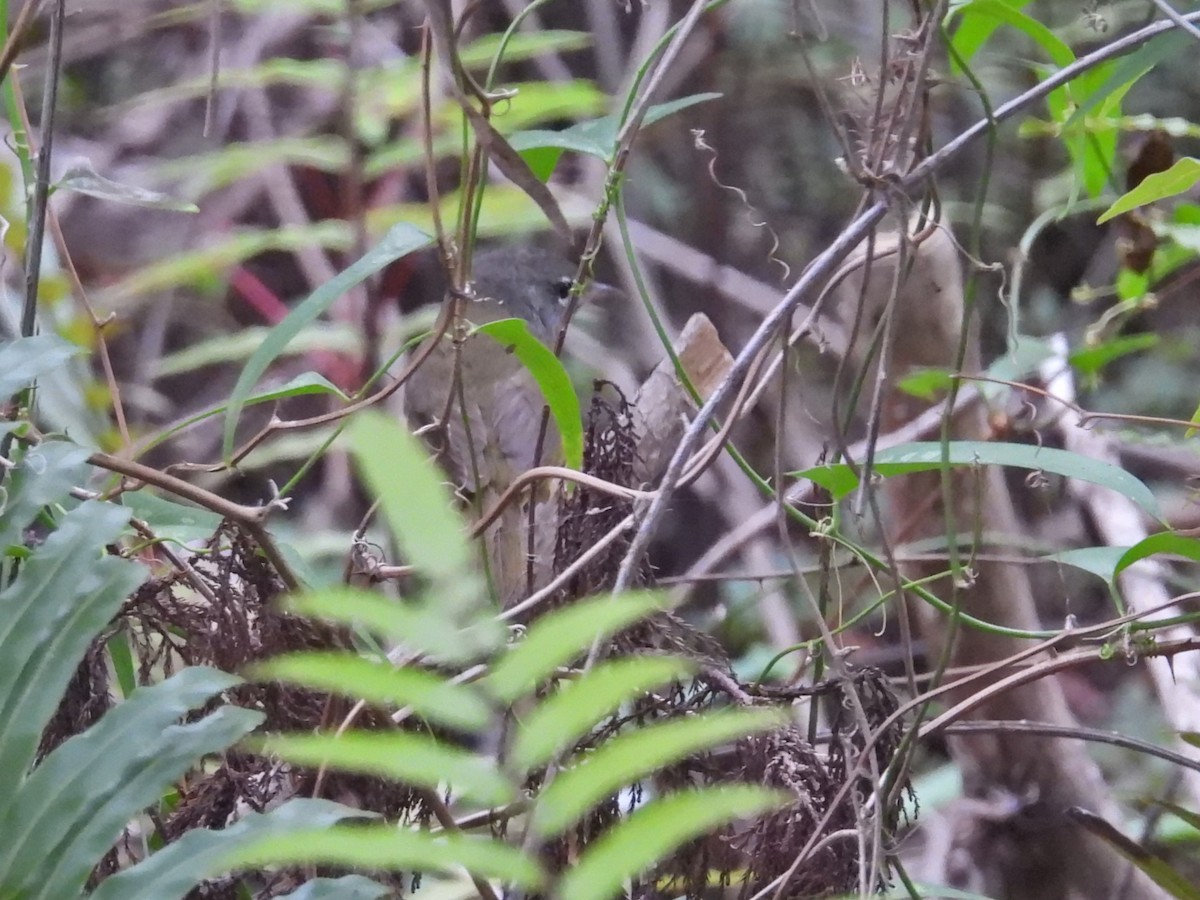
xmin=795 ymin=441 xmax=1162 ymax=519
xmin=533 ymin=708 xmax=785 ymax=837
xmin=250 ymin=651 xmax=492 ymax=732
xmin=0 ymin=335 xmax=85 ymax=399
xmin=486 ymin=591 xmax=668 ymax=703
xmin=56 ymin=161 xmax=199 ymax=212
xmin=0 ymin=669 xmax=258 ymax=899
xmin=1065 ymin=31 xmax=1192 ymax=129
xmin=134 ymin=370 xmax=351 ymax=461
xmin=1040 ymin=545 xmax=1126 ymax=585
xmin=509 ymin=93 xmax=722 ymax=164
xmin=475 ymin=318 xmax=583 ymax=471
xmin=89 ymin=799 xmax=369 ymax=900
xmin=1115 ymin=533 xmax=1200 ymax=580
xmin=258 ymin=731 xmax=514 ymax=806
xmin=1067 ymin=807 xmax=1200 ymax=900
xmin=224 ymin=223 xmax=433 ymax=459
xmin=283 ymin=587 xmax=501 ymax=664
xmin=0 ymin=501 xmax=144 ymax=797
xmin=347 ymin=413 xmax=498 ymax=645
xmin=511 ymin=656 xmax=694 ymax=770
xmin=558 ymin=787 xmax=788 ymax=900
xmin=222 ymin=825 xmax=543 ymax=889
xmin=949 ymin=0 xmax=1072 ymax=69
xmin=120 ymin=491 xmax=224 ymax=546
xmin=0 ymin=441 xmax=93 ymax=549
xmin=1098 ymin=158 xmax=1200 ymax=224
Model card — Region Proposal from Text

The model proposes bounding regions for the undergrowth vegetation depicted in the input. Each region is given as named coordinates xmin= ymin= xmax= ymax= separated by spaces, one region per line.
xmin=5 ymin=1 xmax=1200 ymax=899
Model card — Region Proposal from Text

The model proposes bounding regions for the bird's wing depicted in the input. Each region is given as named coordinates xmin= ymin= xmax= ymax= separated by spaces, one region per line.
xmin=486 ymin=364 xmax=561 ymax=474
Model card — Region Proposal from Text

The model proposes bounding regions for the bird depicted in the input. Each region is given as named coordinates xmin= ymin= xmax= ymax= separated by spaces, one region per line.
xmin=403 ymin=244 xmax=590 ymax=607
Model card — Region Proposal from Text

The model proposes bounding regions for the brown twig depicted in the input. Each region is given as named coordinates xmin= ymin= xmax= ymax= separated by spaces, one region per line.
xmin=0 ymin=0 xmax=44 ymax=90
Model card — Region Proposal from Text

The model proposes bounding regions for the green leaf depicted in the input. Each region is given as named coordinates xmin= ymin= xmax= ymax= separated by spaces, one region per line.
xmin=149 ymin=137 xmax=351 ymax=195
xmin=364 ymin=78 xmax=606 ymax=173
xmin=119 ymin=57 xmax=345 ymax=113
xmin=89 ymin=799 xmax=369 ymax=900
xmin=222 ymin=825 xmax=543 ymax=889
xmin=250 ymin=650 xmax=493 ymax=732
xmin=0 ymin=501 xmax=145 ymax=799
xmin=1116 ymin=267 xmax=1150 ymax=302
xmin=1115 ymin=533 xmax=1200 ymax=580
xmin=1068 ymin=807 xmax=1200 ymax=900
xmin=1041 ymin=58 xmax=1122 ymax=200
xmin=509 ymin=92 xmax=722 ymax=170
xmin=461 ymin=29 xmax=593 ymax=68
xmin=278 ymin=876 xmax=391 ymax=899
xmin=946 ymin=0 xmax=1036 ymax=67
xmin=1070 ymin=333 xmax=1159 ymax=378
xmin=257 ymin=731 xmax=514 ymax=806
xmin=348 ymin=411 xmax=471 ymax=588
xmin=107 ymin=630 xmax=137 ymax=698
xmin=1064 ymin=31 xmax=1193 ymax=130
xmin=155 ymin=324 xmax=359 ymax=377
xmin=0 ymin=441 xmax=92 ymax=549
xmin=55 ymin=161 xmax=199 ymax=212
xmin=0 ymin=668 xmax=259 ymax=900
xmin=0 ymin=334 xmax=85 ymax=398
xmin=136 ymin=371 xmax=350 ymax=461
xmin=948 ymin=0 xmax=1072 ymax=68
xmin=896 ymin=368 xmax=955 ymax=401
xmin=511 ymin=655 xmax=695 ymax=770
xmin=532 ymin=708 xmax=786 ymax=838
xmin=367 ymin=185 xmax=568 ymax=241
xmin=485 ymin=591 xmax=668 ymax=703
xmin=1175 ymin=203 xmax=1200 ymax=226
xmin=1041 ymin=545 xmax=1127 ymax=585
xmin=283 ymin=587 xmax=502 ymax=665
xmin=521 ymin=145 xmax=564 ymax=183
xmin=1098 ymin=158 xmax=1200 ymax=224
xmin=558 ymin=787 xmax=788 ymax=900
xmin=794 ymin=441 xmax=1162 ymax=520
xmin=100 ymin=221 xmax=354 ymax=306
xmin=223 ymin=223 xmax=433 ymax=459
xmin=1152 ymin=800 xmax=1200 ymax=834
xmin=120 ymin=491 xmax=224 ymax=546
xmin=347 ymin=413 xmax=501 ymax=646
xmin=474 ymin=317 xmax=583 ymax=470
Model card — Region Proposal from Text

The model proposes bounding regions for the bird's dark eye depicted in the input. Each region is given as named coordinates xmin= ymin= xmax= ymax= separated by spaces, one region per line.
xmin=554 ymin=276 xmax=574 ymax=303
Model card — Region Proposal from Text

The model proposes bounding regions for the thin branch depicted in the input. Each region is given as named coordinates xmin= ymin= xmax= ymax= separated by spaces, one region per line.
xmin=945 ymin=720 xmax=1200 ymax=776
xmin=21 ymin=0 xmax=64 ymax=339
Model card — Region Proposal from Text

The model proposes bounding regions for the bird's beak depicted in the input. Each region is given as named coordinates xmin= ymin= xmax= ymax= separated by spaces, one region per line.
xmin=581 ymin=279 xmax=618 ymax=305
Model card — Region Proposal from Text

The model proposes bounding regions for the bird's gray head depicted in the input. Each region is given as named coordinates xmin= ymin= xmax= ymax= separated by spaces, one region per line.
xmin=469 ymin=245 xmax=580 ymax=345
